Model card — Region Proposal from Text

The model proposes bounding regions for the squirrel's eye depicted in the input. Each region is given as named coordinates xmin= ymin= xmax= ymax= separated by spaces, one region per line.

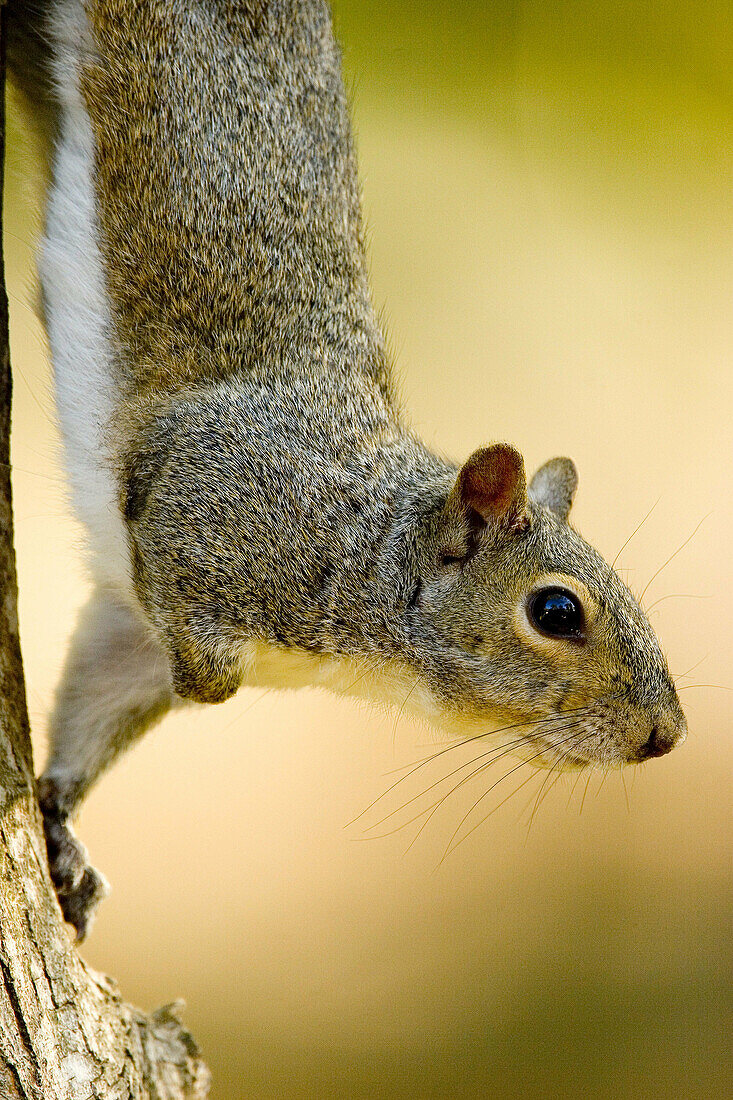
xmin=528 ymin=587 xmax=585 ymax=641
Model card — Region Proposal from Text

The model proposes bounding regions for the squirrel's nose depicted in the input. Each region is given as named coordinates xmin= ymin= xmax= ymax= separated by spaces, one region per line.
xmin=636 ymin=712 xmax=687 ymax=761
xmin=638 ymin=726 xmax=674 ymax=759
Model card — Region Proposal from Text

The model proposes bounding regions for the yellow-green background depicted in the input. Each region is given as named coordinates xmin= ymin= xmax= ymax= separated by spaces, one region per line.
xmin=6 ymin=2 xmax=732 ymax=1096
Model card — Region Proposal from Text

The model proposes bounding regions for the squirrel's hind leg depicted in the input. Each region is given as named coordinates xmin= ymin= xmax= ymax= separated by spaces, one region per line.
xmin=39 ymin=586 xmax=174 ymax=939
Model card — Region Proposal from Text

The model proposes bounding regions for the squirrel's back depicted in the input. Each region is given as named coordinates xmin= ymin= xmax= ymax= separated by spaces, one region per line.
xmin=12 ymin=0 xmax=397 ymax=592
xmin=71 ymin=0 xmax=387 ymax=396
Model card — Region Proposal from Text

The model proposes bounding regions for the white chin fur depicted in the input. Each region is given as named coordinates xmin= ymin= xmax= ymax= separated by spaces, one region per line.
xmin=241 ymin=641 xmax=441 ymax=724
xmin=241 ymin=642 xmax=556 ymax=757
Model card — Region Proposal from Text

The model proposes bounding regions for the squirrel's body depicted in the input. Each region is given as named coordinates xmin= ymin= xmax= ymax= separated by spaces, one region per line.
xmin=45 ymin=0 xmax=402 ymax=594
xmin=38 ymin=0 xmax=444 ymax=693
xmin=10 ymin=0 xmax=686 ymax=938
xmin=34 ymin=0 xmax=443 ymax=725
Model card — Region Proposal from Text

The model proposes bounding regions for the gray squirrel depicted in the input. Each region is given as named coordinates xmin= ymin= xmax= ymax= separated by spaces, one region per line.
xmin=9 ymin=0 xmax=686 ymax=940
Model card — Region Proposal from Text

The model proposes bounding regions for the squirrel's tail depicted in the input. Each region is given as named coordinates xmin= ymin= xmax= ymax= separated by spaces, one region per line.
xmin=7 ymin=0 xmax=57 ymax=159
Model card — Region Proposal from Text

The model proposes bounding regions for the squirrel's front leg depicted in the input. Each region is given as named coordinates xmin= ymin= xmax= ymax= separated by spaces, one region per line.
xmin=38 ymin=587 xmax=175 ymax=939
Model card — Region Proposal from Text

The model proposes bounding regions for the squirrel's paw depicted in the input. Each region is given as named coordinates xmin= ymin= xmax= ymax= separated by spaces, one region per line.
xmin=38 ymin=779 xmax=110 ymax=942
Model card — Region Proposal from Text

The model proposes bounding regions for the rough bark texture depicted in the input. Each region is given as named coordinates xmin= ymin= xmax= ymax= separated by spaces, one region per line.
xmin=0 ymin=9 xmax=211 ymax=1097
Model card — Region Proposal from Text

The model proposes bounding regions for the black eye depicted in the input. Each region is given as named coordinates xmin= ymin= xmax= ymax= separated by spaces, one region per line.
xmin=528 ymin=587 xmax=585 ymax=641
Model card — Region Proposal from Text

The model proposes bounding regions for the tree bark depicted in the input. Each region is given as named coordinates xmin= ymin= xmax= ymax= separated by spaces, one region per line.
xmin=0 ymin=9 xmax=211 ymax=1097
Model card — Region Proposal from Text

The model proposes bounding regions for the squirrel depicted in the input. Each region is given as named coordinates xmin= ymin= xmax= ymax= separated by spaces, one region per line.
xmin=8 ymin=0 xmax=687 ymax=940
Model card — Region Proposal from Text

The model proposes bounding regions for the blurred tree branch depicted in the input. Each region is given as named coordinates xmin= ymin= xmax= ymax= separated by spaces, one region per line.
xmin=0 ymin=8 xmax=210 ymax=1096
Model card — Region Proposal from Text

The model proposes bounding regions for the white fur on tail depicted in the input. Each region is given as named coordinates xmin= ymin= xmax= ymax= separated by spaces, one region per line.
xmin=40 ymin=0 xmax=131 ymax=593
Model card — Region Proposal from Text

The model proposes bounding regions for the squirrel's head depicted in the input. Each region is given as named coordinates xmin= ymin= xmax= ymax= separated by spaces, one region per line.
xmin=405 ymin=444 xmax=687 ymax=769
xmin=121 ymin=395 xmax=686 ymax=771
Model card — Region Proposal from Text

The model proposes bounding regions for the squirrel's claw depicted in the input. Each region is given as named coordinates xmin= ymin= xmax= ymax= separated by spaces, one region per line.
xmin=39 ymin=780 xmax=110 ymax=941
xmin=58 ymin=864 xmax=109 ymax=942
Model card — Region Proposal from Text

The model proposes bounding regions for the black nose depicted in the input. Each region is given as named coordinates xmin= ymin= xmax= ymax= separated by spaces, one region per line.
xmin=638 ymin=725 xmax=676 ymax=760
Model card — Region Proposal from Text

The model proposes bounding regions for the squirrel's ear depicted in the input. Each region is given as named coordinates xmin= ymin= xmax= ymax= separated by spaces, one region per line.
xmin=528 ymin=457 xmax=578 ymax=521
xmin=451 ymin=444 xmax=528 ymax=530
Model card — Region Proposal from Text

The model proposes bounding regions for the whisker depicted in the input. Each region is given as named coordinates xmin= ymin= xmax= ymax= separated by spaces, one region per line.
xmin=402 ymin=698 xmax=605 ymax=802
xmin=611 ymin=497 xmax=660 ymax=569
xmin=645 ymin=593 xmax=708 ymax=612
xmin=359 ymin=718 xmax=589 ymax=844
xmin=474 ymin=769 xmax=540 ymax=827
xmin=595 ymin=766 xmax=611 ymax=798
xmin=537 ymin=762 xmax=570 ymax=816
xmin=400 ymin=731 xmax=560 ymax=849
xmin=442 ymin=730 xmax=600 ymax=863
xmin=676 ymin=684 xmax=732 ymax=692
xmin=673 ymin=654 xmax=708 ymax=683
xmin=218 ymin=687 xmax=273 ymax=734
xmin=549 ymin=762 xmax=572 ymax=800
xmin=579 ymin=770 xmax=594 ymax=816
xmin=351 ymin=692 xmax=622 ymax=846
xmin=381 ymin=754 xmax=447 ymax=777
xmin=346 ymin=708 xmax=589 ymax=828
xmin=390 ymin=679 xmax=418 ymax=750
xmin=621 ymin=768 xmax=630 ymax=813
xmin=437 ymin=755 xmax=541 ymax=865
xmin=516 ymin=767 xmax=557 ymax=823
xmin=567 ymin=766 xmax=587 ymax=809
xmin=407 ymin=768 xmax=543 ymax=855
xmin=526 ymin=733 xmax=600 ymax=830
xmin=360 ymin=701 xmax=610 ymax=835
xmin=526 ymin=765 xmax=560 ymax=836
xmin=639 ymin=514 xmax=709 ymax=605
xmin=526 ymin=749 xmax=577 ymax=833
xmin=361 ymin=730 xmax=538 ymax=834
xmin=439 ymin=726 xmax=596 ymax=863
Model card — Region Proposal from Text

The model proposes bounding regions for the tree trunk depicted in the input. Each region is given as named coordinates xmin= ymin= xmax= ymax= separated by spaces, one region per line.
xmin=0 ymin=9 xmax=211 ymax=1097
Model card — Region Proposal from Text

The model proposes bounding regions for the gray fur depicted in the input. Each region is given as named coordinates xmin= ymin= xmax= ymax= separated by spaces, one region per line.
xmin=8 ymin=0 xmax=686 ymax=938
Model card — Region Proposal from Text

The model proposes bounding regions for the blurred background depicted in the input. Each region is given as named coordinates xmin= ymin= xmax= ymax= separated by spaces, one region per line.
xmin=5 ymin=1 xmax=732 ymax=1096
